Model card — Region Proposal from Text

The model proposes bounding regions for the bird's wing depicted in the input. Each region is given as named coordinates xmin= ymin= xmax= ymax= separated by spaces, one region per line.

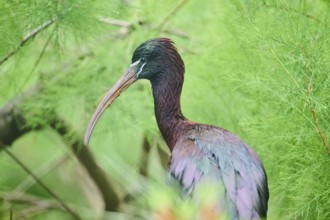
xmin=169 ymin=126 xmax=268 ymax=219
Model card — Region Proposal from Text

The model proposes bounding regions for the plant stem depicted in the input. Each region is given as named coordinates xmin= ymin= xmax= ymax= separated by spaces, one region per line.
xmin=301 ymin=47 xmax=329 ymax=155
xmin=3 ymin=148 xmax=81 ymax=220
xmin=0 ymin=19 xmax=55 ymax=66
xmin=14 ymin=154 xmax=69 ymax=192
xmin=156 ymin=0 xmax=189 ymax=30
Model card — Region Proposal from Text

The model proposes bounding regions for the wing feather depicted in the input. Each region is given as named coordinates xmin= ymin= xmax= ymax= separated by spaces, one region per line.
xmin=169 ymin=126 xmax=269 ymax=220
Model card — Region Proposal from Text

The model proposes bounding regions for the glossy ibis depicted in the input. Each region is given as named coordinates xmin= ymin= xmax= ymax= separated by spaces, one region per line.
xmin=84 ymin=38 xmax=268 ymax=219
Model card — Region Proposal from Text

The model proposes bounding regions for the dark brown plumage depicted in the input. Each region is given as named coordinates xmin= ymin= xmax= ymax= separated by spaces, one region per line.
xmin=85 ymin=38 xmax=269 ymax=219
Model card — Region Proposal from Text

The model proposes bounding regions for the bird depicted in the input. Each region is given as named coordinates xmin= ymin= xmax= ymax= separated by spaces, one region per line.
xmin=84 ymin=38 xmax=269 ymax=219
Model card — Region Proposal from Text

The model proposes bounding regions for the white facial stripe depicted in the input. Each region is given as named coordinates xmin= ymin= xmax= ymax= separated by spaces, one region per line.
xmin=130 ymin=60 xmax=140 ymax=67
xmin=136 ymin=61 xmax=146 ymax=77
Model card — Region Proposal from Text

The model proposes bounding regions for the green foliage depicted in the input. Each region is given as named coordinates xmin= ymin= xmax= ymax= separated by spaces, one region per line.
xmin=0 ymin=0 xmax=329 ymax=219
xmin=220 ymin=1 xmax=330 ymax=218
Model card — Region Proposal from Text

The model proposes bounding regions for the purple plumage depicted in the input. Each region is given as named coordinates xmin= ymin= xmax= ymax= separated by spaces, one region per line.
xmin=141 ymin=39 xmax=269 ymax=219
xmin=85 ymin=38 xmax=269 ymax=219
xmin=169 ymin=125 xmax=268 ymax=219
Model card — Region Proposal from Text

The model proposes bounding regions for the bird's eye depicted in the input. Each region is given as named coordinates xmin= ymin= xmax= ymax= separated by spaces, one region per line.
xmin=140 ymin=57 xmax=146 ymax=63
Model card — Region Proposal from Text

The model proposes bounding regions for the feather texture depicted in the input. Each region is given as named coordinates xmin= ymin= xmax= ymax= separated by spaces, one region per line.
xmin=169 ymin=124 xmax=269 ymax=219
xmin=131 ymin=38 xmax=268 ymax=219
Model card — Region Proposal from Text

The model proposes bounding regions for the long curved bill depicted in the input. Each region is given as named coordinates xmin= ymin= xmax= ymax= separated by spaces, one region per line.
xmin=84 ymin=61 xmax=140 ymax=145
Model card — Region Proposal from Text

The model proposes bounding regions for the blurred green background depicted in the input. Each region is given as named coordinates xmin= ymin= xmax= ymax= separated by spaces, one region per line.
xmin=0 ymin=0 xmax=329 ymax=219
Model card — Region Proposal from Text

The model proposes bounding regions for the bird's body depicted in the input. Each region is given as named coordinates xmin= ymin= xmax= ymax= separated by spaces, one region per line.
xmin=169 ymin=124 xmax=268 ymax=219
xmin=85 ymin=38 xmax=269 ymax=219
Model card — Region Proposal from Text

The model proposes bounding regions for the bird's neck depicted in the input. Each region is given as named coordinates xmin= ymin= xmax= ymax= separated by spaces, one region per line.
xmin=151 ymin=71 xmax=187 ymax=151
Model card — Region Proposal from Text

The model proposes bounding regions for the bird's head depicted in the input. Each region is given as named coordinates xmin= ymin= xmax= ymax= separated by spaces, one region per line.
xmin=131 ymin=38 xmax=184 ymax=80
xmin=84 ymin=38 xmax=184 ymax=145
